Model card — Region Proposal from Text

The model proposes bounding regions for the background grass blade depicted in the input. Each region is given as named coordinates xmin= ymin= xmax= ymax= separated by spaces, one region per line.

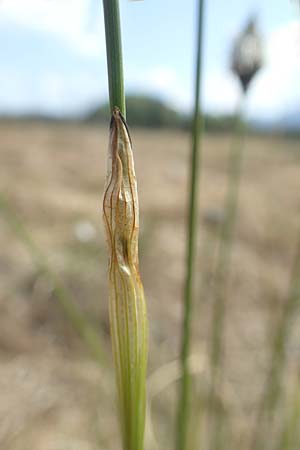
xmin=176 ymin=1 xmax=205 ymax=450
xmin=251 ymin=233 xmax=300 ymax=450
xmin=276 ymin=381 xmax=300 ymax=450
xmin=0 ymin=193 xmax=105 ymax=364
xmin=208 ymin=100 xmax=247 ymax=450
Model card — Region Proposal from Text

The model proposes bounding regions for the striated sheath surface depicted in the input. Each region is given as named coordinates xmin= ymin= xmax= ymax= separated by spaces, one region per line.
xmin=103 ymin=108 xmax=148 ymax=450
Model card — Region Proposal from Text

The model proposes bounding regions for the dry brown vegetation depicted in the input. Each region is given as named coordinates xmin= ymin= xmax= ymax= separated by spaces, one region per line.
xmin=1 ymin=121 xmax=300 ymax=450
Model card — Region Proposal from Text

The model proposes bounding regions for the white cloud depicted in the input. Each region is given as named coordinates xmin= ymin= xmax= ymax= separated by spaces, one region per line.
xmin=143 ymin=67 xmax=179 ymax=91
xmin=198 ymin=19 xmax=300 ymax=119
xmin=126 ymin=20 xmax=300 ymax=118
xmin=0 ymin=0 xmax=104 ymax=58
xmin=203 ymin=71 xmax=240 ymax=114
xmin=267 ymin=19 xmax=300 ymax=67
xmin=127 ymin=65 xmax=241 ymax=115
xmin=0 ymin=0 xmax=106 ymax=116
xmin=247 ymin=20 xmax=300 ymax=119
xmin=126 ymin=66 xmax=193 ymax=111
xmin=0 ymin=68 xmax=103 ymax=116
xmin=0 ymin=2 xmax=299 ymax=121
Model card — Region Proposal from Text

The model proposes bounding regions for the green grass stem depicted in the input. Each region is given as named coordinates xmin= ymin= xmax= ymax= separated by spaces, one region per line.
xmin=102 ymin=0 xmax=126 ymax=116
xmin=176 ymin=2 xmax=205 ymax=450
xmin=101 ymin=5 xmax=149 ymax=450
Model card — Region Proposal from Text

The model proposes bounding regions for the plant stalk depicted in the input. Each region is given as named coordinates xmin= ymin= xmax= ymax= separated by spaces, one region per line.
xmin=176 ymin=1 xmax=205 ymax=449
xmin=209 ymin=98 xmax=246 ymax=450
xmin=102 ymin=4 xmax=148 ymax=450
xmin=103 ymin=109 xmax=148 ymax=450
xmin=102 ymin=0 xmax=126 ymax=116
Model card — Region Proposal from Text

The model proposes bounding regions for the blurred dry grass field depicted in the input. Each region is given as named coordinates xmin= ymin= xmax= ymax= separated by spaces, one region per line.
xmin=0 ymin=121 xmax=300 ymax=450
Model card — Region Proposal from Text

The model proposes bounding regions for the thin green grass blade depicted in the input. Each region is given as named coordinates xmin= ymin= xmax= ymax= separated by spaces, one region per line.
xmin=176 ymin=2 xmax=205 ymax=450
xmin=251 ymin=233 xmax=300 ymax=450
xmin=208 ymin=101 xmax=247 ymax=450
xmin=0 ymin=193 xmax=105 ymax=364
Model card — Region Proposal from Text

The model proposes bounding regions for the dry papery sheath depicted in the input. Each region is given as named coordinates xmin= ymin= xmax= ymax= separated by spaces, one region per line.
xmin=103 ymin=107 xmax=148 ymax=450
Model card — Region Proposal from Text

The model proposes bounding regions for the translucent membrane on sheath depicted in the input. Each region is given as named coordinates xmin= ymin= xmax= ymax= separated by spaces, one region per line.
xmin=103 ymin=108 xmax=148 ymax=450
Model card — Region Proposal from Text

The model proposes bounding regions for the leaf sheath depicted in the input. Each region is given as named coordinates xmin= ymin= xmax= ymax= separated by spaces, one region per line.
xmin=103 ymin=108 xmax=148 ymax=450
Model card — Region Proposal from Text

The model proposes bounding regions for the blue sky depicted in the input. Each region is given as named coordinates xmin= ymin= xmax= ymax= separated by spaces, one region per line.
xmin=0 ymin=0 xmax=299 ymax=120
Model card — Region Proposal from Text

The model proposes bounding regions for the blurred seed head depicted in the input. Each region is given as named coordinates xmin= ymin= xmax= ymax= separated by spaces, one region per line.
xmin=231 ymin=17 xmax=263 ymax=92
